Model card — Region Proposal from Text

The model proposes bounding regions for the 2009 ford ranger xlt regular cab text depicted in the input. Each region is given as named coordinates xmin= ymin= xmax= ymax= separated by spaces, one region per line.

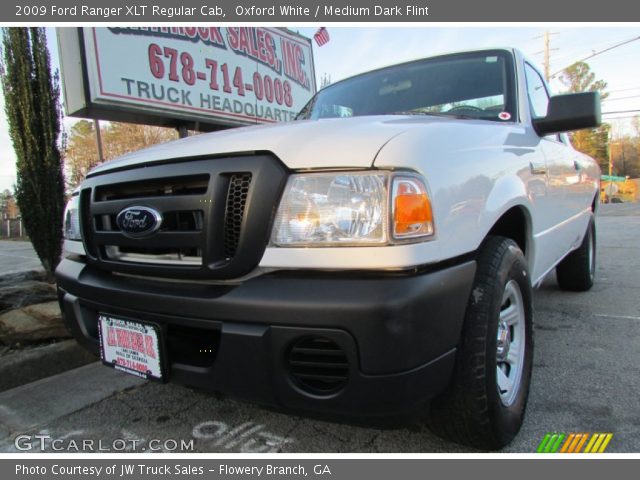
xmin=56 ymin=48 xmax=601 ymax=449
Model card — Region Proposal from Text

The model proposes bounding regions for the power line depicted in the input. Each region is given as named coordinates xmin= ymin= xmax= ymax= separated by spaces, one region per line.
xmin=550 ymin=34 xmax=640 ymax=64
xmin=602 ymin=110 xmax=640 ymax=115
xmin=608 ymin=87 xmax=640 ymax=94
xmin=550 ymin=35 xmax=640 ymax=79
xmin=603 ymin=95 xmax=640 ymax=102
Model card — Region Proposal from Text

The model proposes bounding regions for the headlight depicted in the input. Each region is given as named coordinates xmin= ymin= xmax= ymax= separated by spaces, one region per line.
xmin=271 ymin=171 xmax=434 ymax=247
xmin=63 ymin=195 xmax=82 ymax=241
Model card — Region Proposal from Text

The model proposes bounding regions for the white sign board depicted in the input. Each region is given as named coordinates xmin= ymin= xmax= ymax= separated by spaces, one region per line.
xmin=59 ymin=27 xmax=316 ymax=128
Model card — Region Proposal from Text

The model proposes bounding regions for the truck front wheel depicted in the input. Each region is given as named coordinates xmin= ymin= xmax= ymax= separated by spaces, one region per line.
xmin=428 ymin=236 xmax=534 ymax=449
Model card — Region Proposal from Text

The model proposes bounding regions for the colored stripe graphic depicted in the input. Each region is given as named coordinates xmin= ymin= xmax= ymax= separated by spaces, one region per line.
xmin=560 ymin=433 xmax=587 ymax=453
xmin=597 ymin=433 xmax=614 ymax=453
xmin=537 ymin=433 xmax=613 ymax=453
xmin=573 ymin=433 xmax=589 ymax=453
xmin=536 ymin=433 xmax=565 ymax=453
xmin=536 ymin=433 xmax=552 ymax=453
xmin=560 ymin=433 xmax=576 ymax=453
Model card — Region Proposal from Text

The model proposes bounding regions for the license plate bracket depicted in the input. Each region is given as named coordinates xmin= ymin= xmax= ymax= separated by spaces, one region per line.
xmin=98 ymin=313 xmax=165 ymax=382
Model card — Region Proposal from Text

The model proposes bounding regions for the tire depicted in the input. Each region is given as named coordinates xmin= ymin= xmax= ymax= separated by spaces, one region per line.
xmin=428 ymin=236 xmax=534 ymax=449
xmin=556 ymin=217 xmax=596 ymax=292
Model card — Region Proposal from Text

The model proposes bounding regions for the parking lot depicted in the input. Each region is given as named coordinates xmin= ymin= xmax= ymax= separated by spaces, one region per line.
xmin=0 ymin=240 xmax=41 ymax=275
xmin=0 ymin=203 xmax=638 ymax=453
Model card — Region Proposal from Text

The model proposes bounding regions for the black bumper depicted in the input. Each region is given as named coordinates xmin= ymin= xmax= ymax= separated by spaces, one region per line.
xmin=55 ymin=258 xmax=476 ymax=418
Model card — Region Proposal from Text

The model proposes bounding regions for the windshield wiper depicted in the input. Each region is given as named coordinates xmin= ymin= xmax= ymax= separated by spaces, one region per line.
xmin=389 ymin=110 xmax=478 ymax=120
xmin=389 ymin=110 xmax=449 ymax=117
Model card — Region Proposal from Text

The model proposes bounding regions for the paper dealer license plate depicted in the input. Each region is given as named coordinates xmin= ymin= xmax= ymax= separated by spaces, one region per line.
xmin=98 ymin=314 xmax=163 ymax=381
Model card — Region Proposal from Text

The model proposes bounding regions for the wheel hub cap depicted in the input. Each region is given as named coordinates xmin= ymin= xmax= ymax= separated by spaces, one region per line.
xmin=496 ymin=280 xmax=526 ymax=407
xmin=496 ymin=322 xmax=511 ymax=361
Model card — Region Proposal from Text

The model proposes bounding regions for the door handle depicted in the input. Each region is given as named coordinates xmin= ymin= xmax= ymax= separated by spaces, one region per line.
xmin=529 ymin=162 xmax=547 ymax=175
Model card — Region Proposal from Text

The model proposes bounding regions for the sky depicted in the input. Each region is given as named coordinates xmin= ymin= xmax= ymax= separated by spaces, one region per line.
xmin=1 ymin=25 xmax=639 ymax=192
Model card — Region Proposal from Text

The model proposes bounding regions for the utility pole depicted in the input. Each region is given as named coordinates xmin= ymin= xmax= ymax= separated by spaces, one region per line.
xmin=542 ymin=31 xmax=560 ymax=82
xmin=535 ymin=31 xmax=558 ymax=81
xmin=543 ymin=31 xmax=551 ymax=81
xmin=608 ymin=139 xmax=615 ymax=203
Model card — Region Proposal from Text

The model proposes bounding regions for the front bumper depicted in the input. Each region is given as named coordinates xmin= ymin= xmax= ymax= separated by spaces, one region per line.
xmin=56 ymin=258 xmax=476 ymax=418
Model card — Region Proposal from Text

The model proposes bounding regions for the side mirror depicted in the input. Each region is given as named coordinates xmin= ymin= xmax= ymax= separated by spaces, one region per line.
xmin=533 ymin=92 xmax=601 ymax=136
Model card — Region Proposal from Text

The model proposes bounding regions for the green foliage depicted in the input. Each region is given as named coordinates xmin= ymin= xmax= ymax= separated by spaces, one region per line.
xmin=560 ymin=62 xmax=611 ymax=173
xmin=559 ymin=62 xmax=609 ymax=100
xmin=559 ymin=61 xmax=610 ymax=172
xmin=610 ymin=116 xmax=640 ymax=179
xmin=0 ymin=27 xmax=65 ymax=276
xmin=65 ymin=120 xmax=97 ymax=189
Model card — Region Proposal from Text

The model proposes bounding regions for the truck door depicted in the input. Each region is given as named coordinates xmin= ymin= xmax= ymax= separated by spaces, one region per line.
xmin=524 ymin=62 xmax=581 ymax=276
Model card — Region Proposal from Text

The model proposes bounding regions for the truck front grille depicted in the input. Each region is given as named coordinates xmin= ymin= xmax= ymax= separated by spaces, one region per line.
xmin=223 ymin=173 xmax=252 ymax=260
xmin=79 ymin=155 xmax=286 ymax=280
xmin=95 ymin=174 xmax=209 ymax=201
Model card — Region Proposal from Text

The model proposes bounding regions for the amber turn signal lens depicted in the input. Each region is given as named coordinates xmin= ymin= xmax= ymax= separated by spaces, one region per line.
xmin=395 ymin=194 xmax=432 ymax=233
xmin=392 ymin=177 xmax=434 ymax=239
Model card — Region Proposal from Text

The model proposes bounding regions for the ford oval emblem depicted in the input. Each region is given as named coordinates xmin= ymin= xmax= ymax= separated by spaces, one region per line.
xmin=116 ymin=206 xmax=162 ymax=238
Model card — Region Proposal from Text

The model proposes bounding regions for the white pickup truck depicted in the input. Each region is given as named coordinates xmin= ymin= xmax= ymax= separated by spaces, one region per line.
xmin=57 ymin=48 xmax=601 ymax=449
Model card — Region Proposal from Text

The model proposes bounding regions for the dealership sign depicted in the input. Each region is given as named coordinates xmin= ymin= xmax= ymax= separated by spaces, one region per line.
xmin=57 ymin=27 xmax=316 ymax=129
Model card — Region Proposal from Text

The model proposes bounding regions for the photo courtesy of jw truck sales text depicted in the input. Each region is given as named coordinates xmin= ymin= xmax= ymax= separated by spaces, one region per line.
xmin=55 ymin=30 xmax=605 ymax=450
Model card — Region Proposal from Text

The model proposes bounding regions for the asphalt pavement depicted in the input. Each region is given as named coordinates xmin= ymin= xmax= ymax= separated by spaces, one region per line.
xmin=0 ymin=203 xmax=638 ymax=453
xmin=0 ymin=240 xmax=41 ymax=276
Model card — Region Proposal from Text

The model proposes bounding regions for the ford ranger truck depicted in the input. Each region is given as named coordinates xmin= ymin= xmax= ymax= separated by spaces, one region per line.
xmin=56 ymin=48 xmax=601 ymax=449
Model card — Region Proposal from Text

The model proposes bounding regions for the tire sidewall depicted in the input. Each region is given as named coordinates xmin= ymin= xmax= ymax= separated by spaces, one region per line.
xmin=484 ymin=242 xmax=534 ymax=445
xmin=588 ymin=217 xmax=597 ymax=284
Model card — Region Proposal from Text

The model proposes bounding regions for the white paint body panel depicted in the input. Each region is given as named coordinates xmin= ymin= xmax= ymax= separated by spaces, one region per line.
xmin=89 ymin=116 xmax=420 ymax=173
xmin=88 ymin=49 xmax=600 ymax=285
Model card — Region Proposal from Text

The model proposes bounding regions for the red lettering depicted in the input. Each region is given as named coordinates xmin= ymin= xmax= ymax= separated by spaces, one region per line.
xmin=145 ymin=335 xmax=156 ymax=359
xmin=227 ymin=27 xmax=240 ymax=50
xmin=183 ymin=27 xmax=198 ymax=40
xmin=237 ymin=28 xmax=250 ymax=56
xmin=256 ymin=29 xmax=268 ymax=64
xmin=116 ymin=329 xmax=130 ymax=349
xmin=209 ymin=27 xmax=224 ymax=46
xmin=263 ymin=31 xmax=277 ymax=69
xmin=132 ymin=332 xmax=144 ymax=354
xmin=281 ymin=38 xmax=308 ymax=89
xmin=107 ymin=326 xmax=116 ymax=347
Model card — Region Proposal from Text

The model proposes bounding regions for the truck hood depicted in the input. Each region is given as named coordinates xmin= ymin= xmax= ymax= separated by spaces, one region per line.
xmin=88 ymin=116 xmax=444 ymax=175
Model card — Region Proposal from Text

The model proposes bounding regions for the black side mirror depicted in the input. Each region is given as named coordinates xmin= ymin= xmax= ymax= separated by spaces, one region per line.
xmin=533 ymin=92 xmax=601 ymax=136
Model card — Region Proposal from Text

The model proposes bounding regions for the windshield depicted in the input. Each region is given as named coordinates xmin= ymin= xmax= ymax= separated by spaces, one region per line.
xmin=297 ymin=50 xmax=516 ymax=122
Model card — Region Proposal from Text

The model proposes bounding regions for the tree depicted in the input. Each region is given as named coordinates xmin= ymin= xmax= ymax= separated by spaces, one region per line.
xmin=0 ymin=189 xmax=10 ymax=218
xmin=609 ymin=116 xmax=640 ymax=179
xmin=102 ymin=122 xmax=177 ymax=161
xmin=1 ymin=28 xmax=65 ymax=277
xmin=65 ymin=121 xmax=177 ymax=189
xmin=65 ymin=120 xmax=99 ymax=189
xmin=559 ymin=61 xmax=611 ymax=173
